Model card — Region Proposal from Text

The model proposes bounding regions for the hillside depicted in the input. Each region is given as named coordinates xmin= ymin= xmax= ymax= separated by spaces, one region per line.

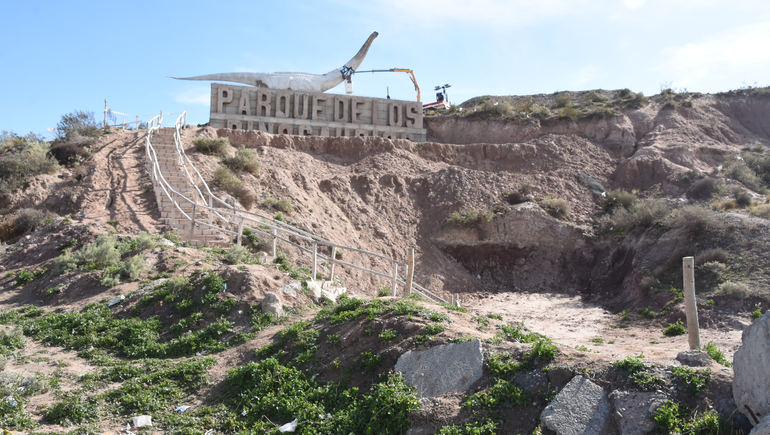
xmin=0 ymin=86 xmax=768 ymax=434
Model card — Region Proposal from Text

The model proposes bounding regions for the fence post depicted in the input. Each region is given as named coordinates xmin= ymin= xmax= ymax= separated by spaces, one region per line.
xmin=169 ymin=193 xmax=176 ymax=225
xmin=237 ymin=217 xmax=243 ymax=246
xmin=189 ymin=203 xmax=197 ymax=243
xmin=405 ymin=248 xmax=415 ymax=296
xmin=329 ymin=247 xmax=337 ymax=282
xmin=272 ymin=228 xmax=278 ymax=257
xmin=136 ymin=115 xmax=139 ymax=130
xmin=391 ymin=262 xmax=398 ymax=297
xmin=208 ymin=194 xmax=213 ymax=225
xmin=312 ymin=242 xmax=318 ymax=282
xmin=104 ymin=100 xmax=107 ymax=129
xmin=683 ymin=257 xmax=701 ymax=349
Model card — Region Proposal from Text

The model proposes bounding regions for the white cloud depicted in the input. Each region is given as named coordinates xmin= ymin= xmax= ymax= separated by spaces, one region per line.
xmin=174 ymin=88 xmax=211 ymax=106
xmin=623 ymin=0 xmax=646 ymax=9
xmin=654 ymin=22 xmax=770 ymax=87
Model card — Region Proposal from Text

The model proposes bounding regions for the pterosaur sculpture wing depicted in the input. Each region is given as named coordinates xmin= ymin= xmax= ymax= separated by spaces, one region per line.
xmin=170 ymin=32 xmax=378 ymax=93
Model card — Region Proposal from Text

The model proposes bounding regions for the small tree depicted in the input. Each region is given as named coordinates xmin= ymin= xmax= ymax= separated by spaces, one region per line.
xmin=55 ymin=110 xmax=102 ymax=141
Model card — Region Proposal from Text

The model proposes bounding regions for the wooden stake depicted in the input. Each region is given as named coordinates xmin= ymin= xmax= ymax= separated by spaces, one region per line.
xmin=405 ymin=248 xmax=415 ymax=296
xmin=683 ymin=256 xmax=701 ymax=349
xmin=272 ymin=228 xmax=278 ymax=257
xmin=312 ymin=242 xmax=318 ymax=281
xmin=330 ymin=247 xmax=337 ymax=282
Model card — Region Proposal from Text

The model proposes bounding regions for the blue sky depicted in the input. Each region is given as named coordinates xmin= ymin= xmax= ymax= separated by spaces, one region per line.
xmin=2 ymin=0 xmax=768 ymax=138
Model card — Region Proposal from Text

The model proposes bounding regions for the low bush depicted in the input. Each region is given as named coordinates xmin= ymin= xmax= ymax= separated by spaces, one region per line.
xmin=717 ymin=281 xmax=750 ymax=299
xmin=134 ymin=232 xmax=156 ymax=250
xmin=473 ymin=100 xmax=513 ymax=118
xmin=225 ymin=245 xmax=249 ymax=265
xmin=557 ymin=106 xmax=579 ymax=121
xmin=694 ymin=248 xmax=729 ymax=265
xmin=49 ymin=142 xmax=89 ymax=166
xmin=540 ymin=197 xmax=571 ymax=220
xmin=0 ymin=141 xmax=60 ymax=193
xmin=751 ymin=203 xmax=770 ymax=218
xmin=663 ymin=320 xmax=686 ymax=336
xmin=264 ymin=197 xmax=294 ymax=215
xmin=671 ymin=367 xmax=711 ymax=397
xmin=726 ymin=164 xmax=762 ymax=192
xmin=13 ymin=208 xmax=47 ymax=233
xmin=605 ymin=189 xmax=637 ymax=211
xmin=701 ymin=341 xmax=731 ymax=367
xmin=223 ymin=146 xmax=261 ymax=175
xmin=163 ymin=231 xmax=180 ymax=244
xmin=688 ymin=177 xmax=726 ymax=200
xmin=46 ymin=395 xmax=101 ymax=426
xmin=55 ymin=110 xmax=102 ymax=141
xmin=120 ymin=255 xmax=148 ymax=281
xmin=503 ymin=183 xmax=533 ymax=205
xmin=446 ymin=208 xmax=493 ymax=226
xmin=734 ymin=189 xmax=753 ymax=207
xmin=53 ymin=235 xmax=123 ymax=275
xmin=192 ymin=137 xmax=229 ymax=154
xmin=553 ymin=93 xmax=574 ymax=108
xmin=599 ymin=198 xmax=669 ymax=233
xmin=214 ymin=166 xmax=256 ymax=210
xmin=673 ymin=205 xmax=719 ymax=235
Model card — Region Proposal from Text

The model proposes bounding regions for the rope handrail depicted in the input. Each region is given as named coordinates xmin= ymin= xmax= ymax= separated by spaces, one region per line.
xmin=143 ymin=112 xmax=452 ymax=305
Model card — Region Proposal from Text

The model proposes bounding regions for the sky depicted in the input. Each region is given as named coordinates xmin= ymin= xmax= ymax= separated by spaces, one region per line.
xmin=1 ymin=0 xmax=769 ymax=138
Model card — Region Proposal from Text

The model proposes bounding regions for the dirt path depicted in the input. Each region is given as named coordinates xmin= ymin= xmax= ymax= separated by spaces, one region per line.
xmin=80 ymin=130 xmax=164 ymax=234
xmin=466 ymin=292 xmax=744 ymax=366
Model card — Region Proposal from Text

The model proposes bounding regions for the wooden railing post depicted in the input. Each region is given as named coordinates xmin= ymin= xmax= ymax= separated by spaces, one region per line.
xmin=683 ymin=257 xmax=701 ymax=349
xmin=237 ymin=217 xmax=244 ymax=246
xmin=169 ymin=193 xmax=176 ymax=225
xmin=189 ymin=202 xmax=197 ymax=243
xmin=312 ymin=242 xmax=318 ymax=281
xmin=208 ymin=194 xmax=213 ymax=225
xmin=272 ymin=228 xmax=278 ymax=257
xmin=391 ymin=262 xmax=398 ymax=297
xmin=405 ymin=248 xmax=415 ymax=296
xmin=330 ymin=247 xmax=337 ymax=282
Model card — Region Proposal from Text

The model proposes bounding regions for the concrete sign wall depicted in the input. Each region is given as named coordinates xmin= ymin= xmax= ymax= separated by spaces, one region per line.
xmin=209 ymin=84 xmax=427 ymax=142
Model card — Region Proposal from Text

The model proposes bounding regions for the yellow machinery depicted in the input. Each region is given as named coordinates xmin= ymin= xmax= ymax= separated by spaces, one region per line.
xmin=352 ymin=68 xmax=421 ymax=102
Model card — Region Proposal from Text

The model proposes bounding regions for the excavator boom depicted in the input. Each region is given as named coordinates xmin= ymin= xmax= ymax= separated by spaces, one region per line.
xmin=352 ymin=68 xmax=421 ymax=102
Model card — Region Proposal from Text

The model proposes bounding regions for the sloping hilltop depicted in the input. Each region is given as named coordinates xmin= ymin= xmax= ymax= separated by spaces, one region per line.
xmin=0 ymin=86 xmax=768 ymax=434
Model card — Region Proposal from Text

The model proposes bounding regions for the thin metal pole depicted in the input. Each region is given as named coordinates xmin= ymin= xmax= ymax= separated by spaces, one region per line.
xmin=683 ymin=257 xmax=701 ymax=349
xmin=272 ymin=228 xmax=278 ymax=257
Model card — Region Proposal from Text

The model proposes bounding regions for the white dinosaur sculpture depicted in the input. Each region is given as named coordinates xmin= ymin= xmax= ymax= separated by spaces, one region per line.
xmin=170 ymin=32 xmax=378 ymax=93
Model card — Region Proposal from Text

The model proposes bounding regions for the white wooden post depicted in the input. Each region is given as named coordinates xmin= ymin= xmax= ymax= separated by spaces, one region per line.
xmin=169 ymin=193 xmax=176 ymax=225
xmin=189 ymin=203 xmax=196 ymax=243
xmin=330 ymin=247 xmax=337 ymax=282
xmin=391 ymin=262 xmax=398 ymax=297
xmin=272 ymin=228 xmax=278 ymax=257
xmin=104 ymin=100 xmax=107 ymax=129
xmin=237 ymin=217 xmax=243 ymax=246
xmin=312 ymin=242 xmax=318 ymax=281
xmin=208 ymin=194 xmax=213 ymax=225
xmin=136 ymin=115 xmax=139 ymax=129
xmin=683 ymin=257 xmax=701 ymax=349
xmin=405 ymin=248 xmax=415 ymax=296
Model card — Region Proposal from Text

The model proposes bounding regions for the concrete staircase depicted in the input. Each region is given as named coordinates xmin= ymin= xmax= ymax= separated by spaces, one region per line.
xmin=150 ymin=128 xmax=228 ymax=247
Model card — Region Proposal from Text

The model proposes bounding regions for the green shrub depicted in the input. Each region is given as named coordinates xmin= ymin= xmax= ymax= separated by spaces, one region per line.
xmin=224 ymin=146 xmax=261 ymax=175
xmin=134 ymin=232 xmax=156 ymax=250
xmin=436 ymin=419 xmax=498 ymax=435
xmin=726 ymin=164 xmax=762 ymax=192
xmin=557 ymin=106 xmax=579 ymax=121
xmin=13 ymin=208 xmax=48 ymax=233
xmin=473 ymin=100 xmax=513 ymax=118
xmin=214 ymin=166 xmax=256 ymax=209
xmin=672 ymin=367 xmax=711 ymax=396
xmin=163 ymin=231 xmax=180 ymax=244
xmin=46 ymin=395 xmax=101 ymax=426
xmin=55 ymin=110 xmax=102 ymax=141
xmin=446 ymin=208 xmax=493 ymax=226
xmin=541 ymin=197 xmax=571 ymax=220
xmin=100 ymin=274 xmax=120 ymax=287
xmin=553 ymin=93 xmax=573 ymax=108
xmin=673 ymin=205 xmax=718 ymax=234
xmin=192 ymin=137 xmax=229 ymax=154
xmin=629 ymin=371 xmax=665 ymax=391
xmin=717 ymin=281 xmax=750 ymax=299
xmin=701 ymin=341 xmax=731 ymax=367
xmin=605 ymin=189 xmax=637 ymax=211
xmin=0 ymin=394 xmax=37 ymax=430
xmin=612 ymin=355 xmax=646 ymax=375
xmin=688 ymin=177 xmax=726 ymax=200
xmin=463 ymin=378 xmax=530 ymax=410
xmin=14 ymin=268 xmax=46 ymax=286
xmin=600 ymin=198 xmax=669 ymax=233
xmin=0 ymin=327 xmax=26 ymax=355
xmin=225 ymin=244 xmax=249 ymax=265
xmin=663 ymin=320 xmax=686 ymax=336
xmin=751 ymin=203 xmax=770 ymax=218
xmin=264 ymin=197 xmax=294 ymax=215
xmin=694 ymin=248 xmax=728 ymax=265
xmin=120 ymin=255 xmax=148 ymax=281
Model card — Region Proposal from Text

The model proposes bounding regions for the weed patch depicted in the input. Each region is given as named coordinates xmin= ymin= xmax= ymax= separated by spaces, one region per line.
xmin=192 ymin=137 xmax=229 ymax=154
xmin=671 ymin=367 xmax=711 ymax=397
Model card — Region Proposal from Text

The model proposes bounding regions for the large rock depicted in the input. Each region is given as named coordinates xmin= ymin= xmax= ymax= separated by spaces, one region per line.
xmin=261 ymin=292 xmax=284 ymax=317
xmin=541 ymin=375 xmax=615 ymax=435
xmin=608 ymin=390 xmax=668 ymax=435
xmin=676 ymin=350 xmax=712 ymax=367
xmin=749 ymin=416 xmax=770 ymax=435
xmin=394 ymin=339 xmax=483 ymax=398
xmin=734 ymin=311 xmax=770 ymax=427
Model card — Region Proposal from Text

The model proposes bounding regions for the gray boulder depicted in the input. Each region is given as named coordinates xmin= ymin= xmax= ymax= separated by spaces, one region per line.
xmin=676 ymin=350 xmax=712 ymax=367
xmin=734 ymin=311 xmax=770 ymax=427
xmin=750 ymin=416 xmax=770 ymax=435
xmin=541 ymin=375 xmax=615 ymax=435
xmin=395 ymin=339 xmax=483 ymax=398
xmin=608 ymin=390 xmax=668 ymax=435
xmin=261 ymin=292 xmax=284 ymax=317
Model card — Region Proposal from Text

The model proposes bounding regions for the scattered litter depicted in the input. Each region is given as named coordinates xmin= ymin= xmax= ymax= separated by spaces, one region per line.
xmin=477 ymin=275 xmax=481 ymax=279
xmin=204 ymin=430 xmax=216 ymax=435
xmin=5 ymin=397 xmax=16 ymax=408
xmin=108 ymin=295 xmax=126 ymax=307
xmin=278 ymin=419 xmax=298 ymax=432
xmin=131 ymin=415 xmax=152 ymax=428
xmin=280 ymin=281 xmax=301 ymax=298
xmin=175 ymin=405 xmax=191 ymax=413
xmin=222 ymin=283 xmax=227 ymax=293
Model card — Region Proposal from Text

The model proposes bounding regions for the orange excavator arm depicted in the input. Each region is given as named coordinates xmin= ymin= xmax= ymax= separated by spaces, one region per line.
xmin=352 ymin=68 xmax=421 ymax=102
